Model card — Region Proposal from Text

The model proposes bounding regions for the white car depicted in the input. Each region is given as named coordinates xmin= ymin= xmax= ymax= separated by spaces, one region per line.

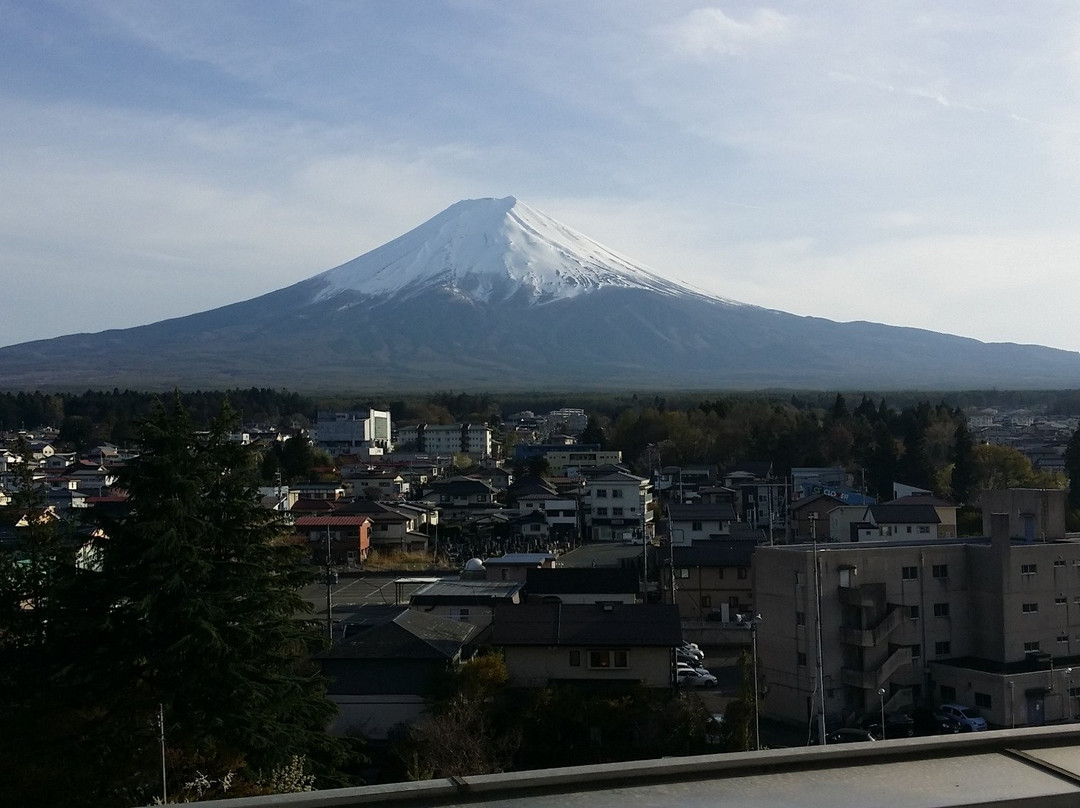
xmin=678 ymin=642 xmax=705 ymax=662
xmin=677 ymin=668 xmax=718 ymax=688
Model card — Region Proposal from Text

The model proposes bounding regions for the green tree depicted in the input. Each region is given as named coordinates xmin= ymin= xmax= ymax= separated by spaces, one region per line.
xmin=1066 ymin=427 xmax=1080 ymax=511
xmin=950 ymin=419 xmax=979 ymax=505
xmin=6 ymin=399 xmax=353 ymax=806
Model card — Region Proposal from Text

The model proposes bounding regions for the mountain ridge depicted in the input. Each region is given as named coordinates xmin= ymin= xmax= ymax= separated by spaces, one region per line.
xmin=2 ymin=197 xmax=1079 ymax=392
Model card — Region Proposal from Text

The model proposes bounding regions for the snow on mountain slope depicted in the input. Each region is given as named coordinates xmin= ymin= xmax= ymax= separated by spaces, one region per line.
xmin=312 ymin=196 xmax=738 ymax=306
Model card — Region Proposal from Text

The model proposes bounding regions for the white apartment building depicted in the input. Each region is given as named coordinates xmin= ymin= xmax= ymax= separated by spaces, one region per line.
xmin=395 ymin=423 xmax=492 ymax=459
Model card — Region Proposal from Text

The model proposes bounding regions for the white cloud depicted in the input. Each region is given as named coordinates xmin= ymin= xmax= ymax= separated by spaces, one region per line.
xmin=664 ymin=6 xmax=791 ymax=59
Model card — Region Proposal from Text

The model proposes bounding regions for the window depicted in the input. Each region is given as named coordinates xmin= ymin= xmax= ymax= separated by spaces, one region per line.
xmin=595 ymin=507 xmax=608 ymax=516
xmin=1056 ymin=596 xmax=1067 ymax=605
xmin=596 ymin=489 xmax=608 ymax=498
xmin=612 ymin=507 xmax=624 ymax=516
xmin=475 ymin=495 xmax=486 ymax=503
xmin=588 ymin=649 xmax=628 ymax=669
xmin=974 ymin=692 xmax=992 ymax=709
xmin=676 ymin=568 xmax=690 ymax=579
xmin=935 ymin=641 xmax=951 ymax=656
xmin=909 ymin=605 xmax=920 ymax=620
xmin=902 ymin=566 xmax=919 ymax=580
xmin=941 ymin=685 xmax=956 ymax=701
xmin=934 ymin=602 xmax=950 ymax=618
xmin=1055 ymin=559 xmax=1066 ymax=567
xmin=911 ymin=643 xmax=921 ymax=660
xmin=1058 ymin=634 xmax=1069 ymax=644
xmin=450 ymin=608 xmax=470 ymax=621
xmin=737 ymin=567 xmax=749 ymax=580
xmin=795 ymin=571 xmax=806 ymax=586
xmin=797 ymin=651 xmax=807 ymax=667
xmin=932 ymin=564 xmax=948 ymax=578
xmin=701 ymin=596 xmax=711 ymax=608
xmin=796 ymin=611 xmax=806 ymax=626
xmin=692 ymin=521 xmax=703 ymax=531
xmin=611 ymin=489 xmax=624 ymax=498
xmin=906 ymin=526 xmax=912 ymax=533
xmin=1021 ymin=563 xmax=1038 ymax=575
xmin=918 ymin=526 xmax=931 ymax=534
xmin=1024 ymin=641 xmax=1041 ymax=652
xmin=569 ymin=650 xmax=581 ymax=667
xmin=1022 ymin=602 xmax=1039 ymax=614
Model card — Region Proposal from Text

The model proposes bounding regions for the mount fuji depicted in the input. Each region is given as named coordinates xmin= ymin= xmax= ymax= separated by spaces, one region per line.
xmin=4 ymin=196 xmax=1080 ymax=392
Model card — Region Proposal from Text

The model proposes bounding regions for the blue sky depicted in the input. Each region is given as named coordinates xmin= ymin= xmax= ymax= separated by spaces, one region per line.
xmin=4 ymin=1 xmax=1080 ymax=354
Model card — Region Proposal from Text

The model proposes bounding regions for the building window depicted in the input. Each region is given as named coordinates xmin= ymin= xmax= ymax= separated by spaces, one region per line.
xmin=1024 ymin=641 xmax=1041 ymax=652
xmin=737 ymin=567 xmax=749 ymax=580
xmin=935 ymin=641 xmax=951 ymax=656
xmin=612 ymin=489 xmax=624 ymax=498
xmin=612 ymin=507 xmax=624 ymax=516
xmin=1022 ymin=602 xmax=1039 ymax=614
xmin=569 ymin=650 xmax=581 ymax=667
xmin=902 ymin=566 xmax=918 ymax=581
xmin=941 ymin=685 xmax=956 ymax=701
xmin=677 ymin=568 xmax=690 ymax=579
xmin=918 ymin=526 xmax=931 ymax=534
xmin=588 ymin=649 xmax=628 ymax=669
xmin=595 ymin=507 xmax=608 ymax=516
xmin=932 ymin=564 xmax=948 ymax=578
xmin=909 ymin=605 xmax=920 ymax=620
xmin=1056 ymin=596 xmax=1067 ymax=605
xmin=974 ymin=692 xmax=992 ymax=709
xmin=934 ymin=602 xmax=950 ymax=618
xmin=1021 ymin=563 xmax=1037 ymax=575
xmin=797 ymin=651 xmax=807 ymax=667
xmin=911 ymin=643 xmax=921 ymax=660
xmin=1055 ymin=559 xmax=1066 ymax=567
xmin=795 ymin=571 xmax=806 ymax=586
xmin=450 ymin=608 xmax=470 ymax=621
xmin=796 ymin=611 xmax=806 ymax=626
xmin=701 ymin=596 xmax=712 ymax=608
xmin=1058 ymin=634 xmax=1069 ymax=644
xmin=692 ymin=521 xmax=703 ymax=531
xmin=596 ymin=489 xmax=608 ymax=498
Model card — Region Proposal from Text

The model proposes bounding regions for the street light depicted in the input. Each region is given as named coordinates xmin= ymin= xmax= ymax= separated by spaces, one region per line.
xmin=741 ymin=613 xmax=763 ymax=751
xmin=1066 ymin=668 xmax=1074 ymax=721
xmin=877 ymin=687 xmax=886 ymax=740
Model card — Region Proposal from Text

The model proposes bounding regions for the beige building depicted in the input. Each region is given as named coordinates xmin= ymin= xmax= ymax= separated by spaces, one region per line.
xmin=754 ymin=490 xmax=1080 ymax=731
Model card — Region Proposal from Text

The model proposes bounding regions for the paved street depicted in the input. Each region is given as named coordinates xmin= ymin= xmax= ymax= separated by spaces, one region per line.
xmin=299 ymin=572 xmax=447 ymax=621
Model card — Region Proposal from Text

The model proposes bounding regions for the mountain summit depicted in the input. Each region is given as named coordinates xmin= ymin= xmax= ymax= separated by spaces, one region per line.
xmin=310 ymin=196 xmax=725 ymax=306
xmin=2 ymin=197 xmax=1080 ymax=392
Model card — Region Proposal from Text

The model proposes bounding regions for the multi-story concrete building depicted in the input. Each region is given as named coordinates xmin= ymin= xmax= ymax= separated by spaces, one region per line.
xmin=583 ymin=471 xmax=653 ymax=542
xmin=314 ymin=409 xmax=391 ymax=456
xmin=754 ymin=489 xmax=1080 ymax=731
xmin=395 ymin=423 xmax=493 ymax=460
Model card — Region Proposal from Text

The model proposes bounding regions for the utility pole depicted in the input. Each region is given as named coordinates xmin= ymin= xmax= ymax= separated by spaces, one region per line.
xmin=325 ymin=525 xmax=334 ymax=640
xmin=811 ymin=514 xmax=826 ymax=746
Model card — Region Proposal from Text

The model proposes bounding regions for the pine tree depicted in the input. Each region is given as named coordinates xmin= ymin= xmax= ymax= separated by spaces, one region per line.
xmin=22 ymin=398 xmax=352 ymax=805
xmin=950 ymin=419 xmax=978 ymax=505
xmin=1066 ymin=427 xmax=1080 ymax=510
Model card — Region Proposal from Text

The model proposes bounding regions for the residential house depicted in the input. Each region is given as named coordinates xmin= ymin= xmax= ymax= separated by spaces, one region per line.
xmin=856 ymin=502 xmax=941 ymax=542
xmin=318 ymin=606 xmax=477 ymax=740
xmin=491 ymin=601 xmax=683 ymax=689
xmin=293 ymin=514 xmax=372 ymax=566
xmin=661 ymin=541 xmax=756 ymax=621
xmin=666 ymin=502 xmax=737 ymax=544
xmin=483 ymin=551 xmax=557 ymax=582
xmin=524 ymin=567 xmax=639 ymax=605
xmin=408 ymin=578 xmax=524 ymax=630
xmin=582 ymin=471 xmax=652 ymax=542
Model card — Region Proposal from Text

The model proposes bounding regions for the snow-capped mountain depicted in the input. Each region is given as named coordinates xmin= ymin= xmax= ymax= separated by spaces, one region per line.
xmin=311 ymin=196 xmax=727 ymax=306
xmin=2 ymin=197 xmax=1080 ymax=392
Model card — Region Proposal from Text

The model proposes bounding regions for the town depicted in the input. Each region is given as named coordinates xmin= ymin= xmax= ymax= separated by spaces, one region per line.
xmin=5 ymin=390 xmax=1080 ymax=803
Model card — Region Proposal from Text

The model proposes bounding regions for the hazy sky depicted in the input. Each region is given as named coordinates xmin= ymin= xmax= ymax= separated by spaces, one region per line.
xmin=4 ymin=2 xmax=1080 ymax=352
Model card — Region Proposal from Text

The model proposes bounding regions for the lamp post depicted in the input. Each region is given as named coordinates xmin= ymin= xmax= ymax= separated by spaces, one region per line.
xmin=743 ymin=613 xmax=762 ymax=751
xmin=877 ymin=687 xmax=886 ymax=740
xmin=1066 ymin=668 xmax=1074 ymax=721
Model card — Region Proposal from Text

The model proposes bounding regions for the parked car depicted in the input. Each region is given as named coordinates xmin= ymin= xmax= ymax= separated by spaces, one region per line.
xmin=910 ymin=707 xmax=962 ymax=735
xmin=677 ymin=668 xmax=718 ymax=688
xmin=677 ymin=648 xmax=705 ymax=665
xmin=678 ymin=642 xmax=705 ymax=661
xmin=811 ymin=727 xmax=877 ymax=745
xmin=859 ymin=712 xmax=915 ymax=740
xmin=677 ymin=661 xmax=710 ymax=677
xmin=936 ymin=704 xmax=988 ymax=731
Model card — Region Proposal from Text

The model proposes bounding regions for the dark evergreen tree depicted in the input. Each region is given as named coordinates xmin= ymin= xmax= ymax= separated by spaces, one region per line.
xmin=5 ymin=399 xmax=354 ymax=806
xmin=578 ymin=414 xmax=607 ymax=448
xmin=950 ymin=419 xmax=979 ymax=505
xmin=1066 ymin=427 xmax=1080 ymax=510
